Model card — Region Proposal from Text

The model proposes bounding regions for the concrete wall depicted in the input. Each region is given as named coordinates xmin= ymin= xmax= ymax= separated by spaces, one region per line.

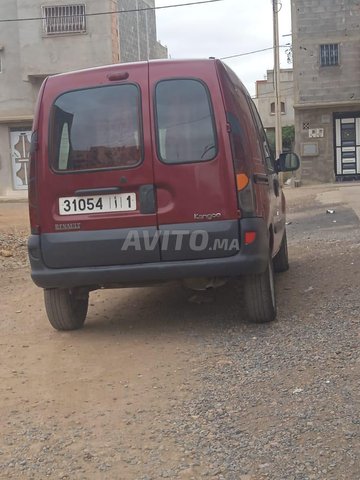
xmin=291 ymin=0 xmax=360 ymax=183
xmin=292 ymin=0 xmax=360 ymax=106
xmin=0 ymin=0 xmax=34 ymax=118
xmin=151 ymin=41 xmax=168 ymax=61
xmin=255 ymin=69 xmax=294 ymax=130
xmin=295 ymin=106 xmax=360 ymax=183
xmin=0 ymin=125 xmax=14 ymax=197
xmin=16 ymin=0 xmax=114 ymax=80
xmin=0 ymin=0 xmax=116 ymax=196
xmin=117 ymin=0 xmax=167 ymax=63
xmin=0 ymin=0 xmax=167 ymax=196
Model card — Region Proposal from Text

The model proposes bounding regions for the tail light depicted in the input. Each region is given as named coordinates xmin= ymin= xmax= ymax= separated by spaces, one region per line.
xmin=28 ymin=131 xmax=40 ymax=234
xmin=244 ymin=231 xmax=257 ymax=245
xmin=237 ymin=174 xmax=256 ymax=216
xmin=227 ymin=112 xmax=257 ymax=217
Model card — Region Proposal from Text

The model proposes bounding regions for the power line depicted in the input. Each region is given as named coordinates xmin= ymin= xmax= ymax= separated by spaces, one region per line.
xmin=0 ymin=0 xmax=224 ymax=24
xmin=254 ymin=86 xmax=294 ymax=99
xmin=220 ymin=45 xmax=289 ymax=60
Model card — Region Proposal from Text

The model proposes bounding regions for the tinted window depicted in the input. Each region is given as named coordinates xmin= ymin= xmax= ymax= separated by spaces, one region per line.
xmin=50 ymin=84 xmax=142 ymax=171
xmin=248 ymin=99 xmax=276 ymax=172
xmin=155 ymin=79 xmax=217 ymax=164
xmin=219 ymin=65 xmax=250 ymax=171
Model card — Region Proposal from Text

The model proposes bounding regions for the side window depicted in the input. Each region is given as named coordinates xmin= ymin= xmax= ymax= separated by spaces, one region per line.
xmin=248 ymin=99 xmax=276 ymax=172
xmin=155 ymin=79 xmax=217 ymax=164
xmin=226 ymin=111 xmax=246 ymax=172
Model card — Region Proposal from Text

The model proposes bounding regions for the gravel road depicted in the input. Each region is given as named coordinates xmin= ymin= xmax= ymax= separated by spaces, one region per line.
xmin=0 ymin=185 xmax=359 ymax=480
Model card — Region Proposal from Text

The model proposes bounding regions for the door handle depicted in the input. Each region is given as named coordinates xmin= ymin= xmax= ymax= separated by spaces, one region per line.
xmin=253 ymin=173 xmax=269 ymax=185
xmin=74 ymin=187 xmax=122 ymax=196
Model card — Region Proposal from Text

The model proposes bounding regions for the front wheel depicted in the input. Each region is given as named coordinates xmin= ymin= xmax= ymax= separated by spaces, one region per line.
xmin=44 ymin=288 xmax=89 ymax=331
xmin=244 ymin=256 xmax=277 ymax=323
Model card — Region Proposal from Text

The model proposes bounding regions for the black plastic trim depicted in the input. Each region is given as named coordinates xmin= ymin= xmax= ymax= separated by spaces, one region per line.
xmin=139 ymin=184 xmax=156 ymax=214
xmin=40 ymin=227 xmax=160 ymax=268
xmin=28 ymin=218 xmax=269 ymax=289
xmin=159 ymin=220 xmax=239 ymax=261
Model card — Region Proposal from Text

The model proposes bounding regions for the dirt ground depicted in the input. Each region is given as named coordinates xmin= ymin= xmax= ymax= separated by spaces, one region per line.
xmin=0 ymin=184 xmax=359 ymax=480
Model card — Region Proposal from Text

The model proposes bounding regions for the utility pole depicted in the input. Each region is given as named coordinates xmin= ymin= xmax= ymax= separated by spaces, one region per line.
xmin=272 ymin=0 xmax=282 ymax=160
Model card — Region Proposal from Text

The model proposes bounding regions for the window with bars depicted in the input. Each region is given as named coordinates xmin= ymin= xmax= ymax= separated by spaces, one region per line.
xmin=320 ymin=44 xmax=339 ymax=67
xmin=42 ymin=5 xmax=86 ymax=35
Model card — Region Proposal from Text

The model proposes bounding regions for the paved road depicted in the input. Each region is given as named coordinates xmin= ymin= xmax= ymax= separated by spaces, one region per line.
xmin=0 ymin=184 xmax=359 ymax=480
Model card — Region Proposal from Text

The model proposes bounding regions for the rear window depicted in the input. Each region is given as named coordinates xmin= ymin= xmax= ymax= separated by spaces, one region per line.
xmin=155 ymin=79 xmax=217 ymax=164
xmin=50 ymin=84 xmax=142 ymax=172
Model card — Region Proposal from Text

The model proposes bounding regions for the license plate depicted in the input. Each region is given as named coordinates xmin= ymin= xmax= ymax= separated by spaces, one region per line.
xmin=59 ymin=193 xmax=136 ymax=215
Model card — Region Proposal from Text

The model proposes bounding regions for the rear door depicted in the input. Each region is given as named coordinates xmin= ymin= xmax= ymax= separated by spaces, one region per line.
xmin=39 ymin=64 xmax=160 ymax=268
xmin=149 ymin=61 xmax=240 ymax=261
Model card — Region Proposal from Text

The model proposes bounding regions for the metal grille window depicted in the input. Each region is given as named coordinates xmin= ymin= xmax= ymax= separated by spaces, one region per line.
xmin=320 ymin=44 xmax=339 ymax=67
xmin=42 ymin=5 xmax=86 ymax=35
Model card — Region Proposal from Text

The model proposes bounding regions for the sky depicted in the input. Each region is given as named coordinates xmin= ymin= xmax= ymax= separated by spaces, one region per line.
xmin=155 ymin=0 xmax=292 ymax=96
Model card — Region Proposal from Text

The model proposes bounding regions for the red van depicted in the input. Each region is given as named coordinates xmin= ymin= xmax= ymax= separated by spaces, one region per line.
xmin=28 ymin=59 xmax=299 ymax=330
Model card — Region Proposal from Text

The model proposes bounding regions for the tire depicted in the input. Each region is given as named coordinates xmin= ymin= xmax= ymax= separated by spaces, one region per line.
xmin=44 ymin=288 xmax=89 ymax=331
xmin=273 ymin=229 xmax=289 ymax=273
xmin=244 ymin=256 xmax=277 ymax=323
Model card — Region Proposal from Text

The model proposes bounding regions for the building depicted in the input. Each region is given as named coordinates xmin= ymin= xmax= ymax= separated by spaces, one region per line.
xmin=0 ymin=0 xmax=167 ymax=197
xmin=254 ymin=69 xmax=294 ymax=150
xmin=117 ymin=0 xmax=168 ymax=63
xmin=291 ymin=0 xmax=360 ymax=183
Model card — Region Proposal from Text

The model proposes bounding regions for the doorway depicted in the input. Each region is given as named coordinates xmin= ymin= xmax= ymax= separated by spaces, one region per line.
xmin=334 ymin=113 xmax=360 ymax=180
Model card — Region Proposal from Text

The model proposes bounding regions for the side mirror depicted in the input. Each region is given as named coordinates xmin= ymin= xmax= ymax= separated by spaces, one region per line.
xmin=276 ymin=152 xmax=300 ymax=172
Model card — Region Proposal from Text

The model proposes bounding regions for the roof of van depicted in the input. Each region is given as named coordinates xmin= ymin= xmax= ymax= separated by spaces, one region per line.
xmin=47 ymin=58 xmax=221 ymax=81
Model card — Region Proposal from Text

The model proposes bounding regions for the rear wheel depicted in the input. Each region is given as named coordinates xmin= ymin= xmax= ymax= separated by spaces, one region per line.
xmin=44 ymin=288 xmax=89 ymax=331
xmin=244 ymin=256 xmax=277 ymax=323
xmin=273 ymin=229 xmax=289 ymax=273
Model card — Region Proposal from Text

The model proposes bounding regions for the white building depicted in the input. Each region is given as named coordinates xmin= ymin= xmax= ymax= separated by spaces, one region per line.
xmin=254 ymin=68 xmax=294 ymax=133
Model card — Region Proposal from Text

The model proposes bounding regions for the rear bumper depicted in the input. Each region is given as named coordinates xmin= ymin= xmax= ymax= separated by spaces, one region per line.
xmin=28 ymin=218 xmax=269 ymax=289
